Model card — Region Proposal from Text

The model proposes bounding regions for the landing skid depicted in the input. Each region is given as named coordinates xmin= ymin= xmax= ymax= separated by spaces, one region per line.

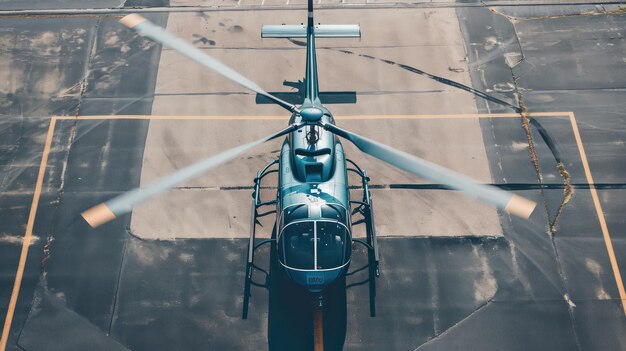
xmin=347 ymin=159 xmax=380 ymax=317
xmin=242 ymin=160 xmax=279 ymax=319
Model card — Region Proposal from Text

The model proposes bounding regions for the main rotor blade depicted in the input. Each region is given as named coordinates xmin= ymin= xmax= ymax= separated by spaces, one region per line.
xmin=119 ymin=14 xmax=298 ymax=114
xmin=82 ymin=123 xmax=303 ymax=228
xmin=323 ymin=123 xmax=536 ymax=218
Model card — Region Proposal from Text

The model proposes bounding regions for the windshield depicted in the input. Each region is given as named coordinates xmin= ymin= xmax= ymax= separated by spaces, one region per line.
xmin=281 ymin=221 xmax=315 ymax=269
xmin=316 ymin=221 xmax=348 ymax=269
xmin=280 ymin=220 xmax=350 ymax=270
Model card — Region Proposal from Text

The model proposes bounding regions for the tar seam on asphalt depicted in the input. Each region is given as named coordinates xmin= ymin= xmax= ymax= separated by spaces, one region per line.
xmin=484 ymin=6 xmax=576 ymax=238
xmin=504 ymin=16 xmax=583 ymax=350
xmin=528 ymin=118 xmax=574 ymax=233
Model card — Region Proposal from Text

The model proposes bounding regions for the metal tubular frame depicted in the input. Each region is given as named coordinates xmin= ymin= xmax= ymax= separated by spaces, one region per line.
xmin=242 ymin=158 xmax=381 ymax=318
xmin=346 ymin=158 xmax=380 ymax=317
xmin=242 ymin=160 xmax=279 ymax=319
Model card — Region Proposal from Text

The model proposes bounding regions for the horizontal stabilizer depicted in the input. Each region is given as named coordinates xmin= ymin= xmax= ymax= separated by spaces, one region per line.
xmin=256 ymin=91 xmax=357 ymax=105
xmin=262 ymin=24 xmax=360 ymax=38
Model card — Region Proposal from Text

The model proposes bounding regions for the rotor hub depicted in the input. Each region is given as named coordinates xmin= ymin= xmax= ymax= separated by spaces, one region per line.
xmin=300 ymin=107 xmax=324 ymax=123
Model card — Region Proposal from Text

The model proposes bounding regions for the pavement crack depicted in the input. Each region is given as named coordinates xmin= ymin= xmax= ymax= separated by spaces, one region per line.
xmin=524 ymin=118 xmax=575 ymax=234
xmin=39 ymin=234 xmax=55 ymax=276
xmin=550 ymin=162 xmax=574 ymax=234
xmin=108 ymin=239 xmax=128 ymax=335
xmin=517 ymin=99 xmax=551 ymax=221
xmin=488 ymin=6 xmax=518 ymax=22
xmin=500 ymin=13 xmax=575 ymax=235
xmin=413 ymin=298 xmax=494 ymax=350
xmin=505 ymin=17 xmax=575 ymax=233
xmin=507 ymin=20 xmax=582 ymax=351
xmin=75 ymin=17 xmax=101 ymax=117
xmin=126 ymin=227 xmax=148 ymax=241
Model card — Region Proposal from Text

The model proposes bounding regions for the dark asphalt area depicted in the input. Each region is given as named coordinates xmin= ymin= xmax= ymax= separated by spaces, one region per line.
xmin=1 ymin=1 xmax=626 ymax=350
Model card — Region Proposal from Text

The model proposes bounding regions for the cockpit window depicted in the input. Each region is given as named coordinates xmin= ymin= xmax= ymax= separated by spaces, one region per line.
xmin=279 ymin=219 xmax=350 ymax=271
xmin=321 ymin=204 xmax=346 ymax=223
xmin=284 ymin=204 xmax=308 ymax=224
xmin=282 ymin=222 xmax=314 ymax=269
xmin=316 ymin=222 xmax=348 ymax=269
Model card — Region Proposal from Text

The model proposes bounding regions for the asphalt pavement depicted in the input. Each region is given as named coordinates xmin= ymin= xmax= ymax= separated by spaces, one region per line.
xmin=0 ymin=1 xmax=625 ymax=351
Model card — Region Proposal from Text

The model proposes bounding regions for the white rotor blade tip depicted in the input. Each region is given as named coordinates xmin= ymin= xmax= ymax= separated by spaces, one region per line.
xmin=119 ymin=14 xmax=147 ymax=28
xmin=81 ymin=203 xmax=117 ymax=228
xmin=504 ymin=194 xmax=537 ymax=219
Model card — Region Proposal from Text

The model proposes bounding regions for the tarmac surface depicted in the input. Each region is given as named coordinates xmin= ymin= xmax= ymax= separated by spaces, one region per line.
xmin=1 ymin=1 xmax=626 ymax=351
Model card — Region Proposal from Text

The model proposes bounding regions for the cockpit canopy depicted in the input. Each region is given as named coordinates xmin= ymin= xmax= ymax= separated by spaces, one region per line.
xmin=278 ymin=204 xmax=351 ymax=271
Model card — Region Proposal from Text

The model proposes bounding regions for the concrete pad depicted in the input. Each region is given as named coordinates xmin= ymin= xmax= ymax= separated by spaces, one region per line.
xmin=160 ymin=8 xmax=463 ymax=48
xmin=155 ymin=46 xmax=471 ymax=94
xmin=130 ymin=115 xmax=501 ymax=238
xmin=138 ymin=119 xmax=286 ymax=186
xmin=151 ymin=8 xmax=475 ymax=115
xmin=138 ymin=118 xmax=493 ymax=187
xmin=336 ymin=117 xmax=494 ymax=184
xmin=151 ymin=91 xmax=476 ymax=116
xmin=130 ymin=186 xmax=502 ymax=239
xmin=130 ymin=8 xmax=503 ymax=239
xmin=130 ymin=188 xmax=274 ymax=239
xmin=358 ymin=189 xmax=502 ymax=237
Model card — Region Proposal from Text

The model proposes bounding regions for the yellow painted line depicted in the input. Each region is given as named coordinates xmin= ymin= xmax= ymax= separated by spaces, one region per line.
xmin=53 ymin=115 xmax=288 ymax=120
xmin=51 ymin=112 xmax=573 ymax=121
xmin=0 ymin=117 xmax=57 ymax=351
xmin=568 ymin=112 xmax=626 ymax=315
xmin=526 ymin=112 xmax=573 ymax=117
xmin=335 ymin=112 xmax=569 ymax=119
xmin=314 ymin=307 xmax=324 ymax=351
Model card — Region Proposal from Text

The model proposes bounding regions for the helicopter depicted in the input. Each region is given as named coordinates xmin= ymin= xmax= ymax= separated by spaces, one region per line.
xmin=81 ymin=0 xmax=537 ymax=319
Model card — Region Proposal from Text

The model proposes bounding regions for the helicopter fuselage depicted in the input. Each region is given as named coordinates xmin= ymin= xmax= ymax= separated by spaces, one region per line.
xmin=275 ymin=108 xmax=352 ymax=292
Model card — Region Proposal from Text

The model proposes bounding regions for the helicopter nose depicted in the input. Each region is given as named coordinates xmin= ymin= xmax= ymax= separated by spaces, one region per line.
xmin=286 ymin=268 xmax=343 ymax=291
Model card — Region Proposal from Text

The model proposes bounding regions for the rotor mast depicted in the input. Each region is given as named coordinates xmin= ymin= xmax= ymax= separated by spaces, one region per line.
xmin=304 ymin=0 xmax=320 ymax=105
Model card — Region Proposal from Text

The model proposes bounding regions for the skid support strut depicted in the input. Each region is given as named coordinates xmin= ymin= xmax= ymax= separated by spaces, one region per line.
xmin=347 ymin=159 xmax=380 ymax=317
xmin=242 ymin=160 xmax=279 ymax=319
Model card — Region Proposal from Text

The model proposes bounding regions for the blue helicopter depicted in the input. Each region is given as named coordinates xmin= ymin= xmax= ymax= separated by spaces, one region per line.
xmin=82 ymin=2 xmax=536 ymax=319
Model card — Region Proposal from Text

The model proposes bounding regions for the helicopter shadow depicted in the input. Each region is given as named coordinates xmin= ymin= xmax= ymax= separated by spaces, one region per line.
xmin=256 ymin=79 xmax=357 ymax=106
xmin=263 ymin=226 xmax=348 ymax=351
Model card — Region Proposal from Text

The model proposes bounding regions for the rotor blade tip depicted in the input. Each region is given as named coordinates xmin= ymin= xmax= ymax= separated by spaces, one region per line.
xmin=119 ymin=14 xmax=146 ymax=28
xmin=81 ymin=203 xmax=116 ymax=228
xmin=505 ymin=194 xmax=537 ymax=219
